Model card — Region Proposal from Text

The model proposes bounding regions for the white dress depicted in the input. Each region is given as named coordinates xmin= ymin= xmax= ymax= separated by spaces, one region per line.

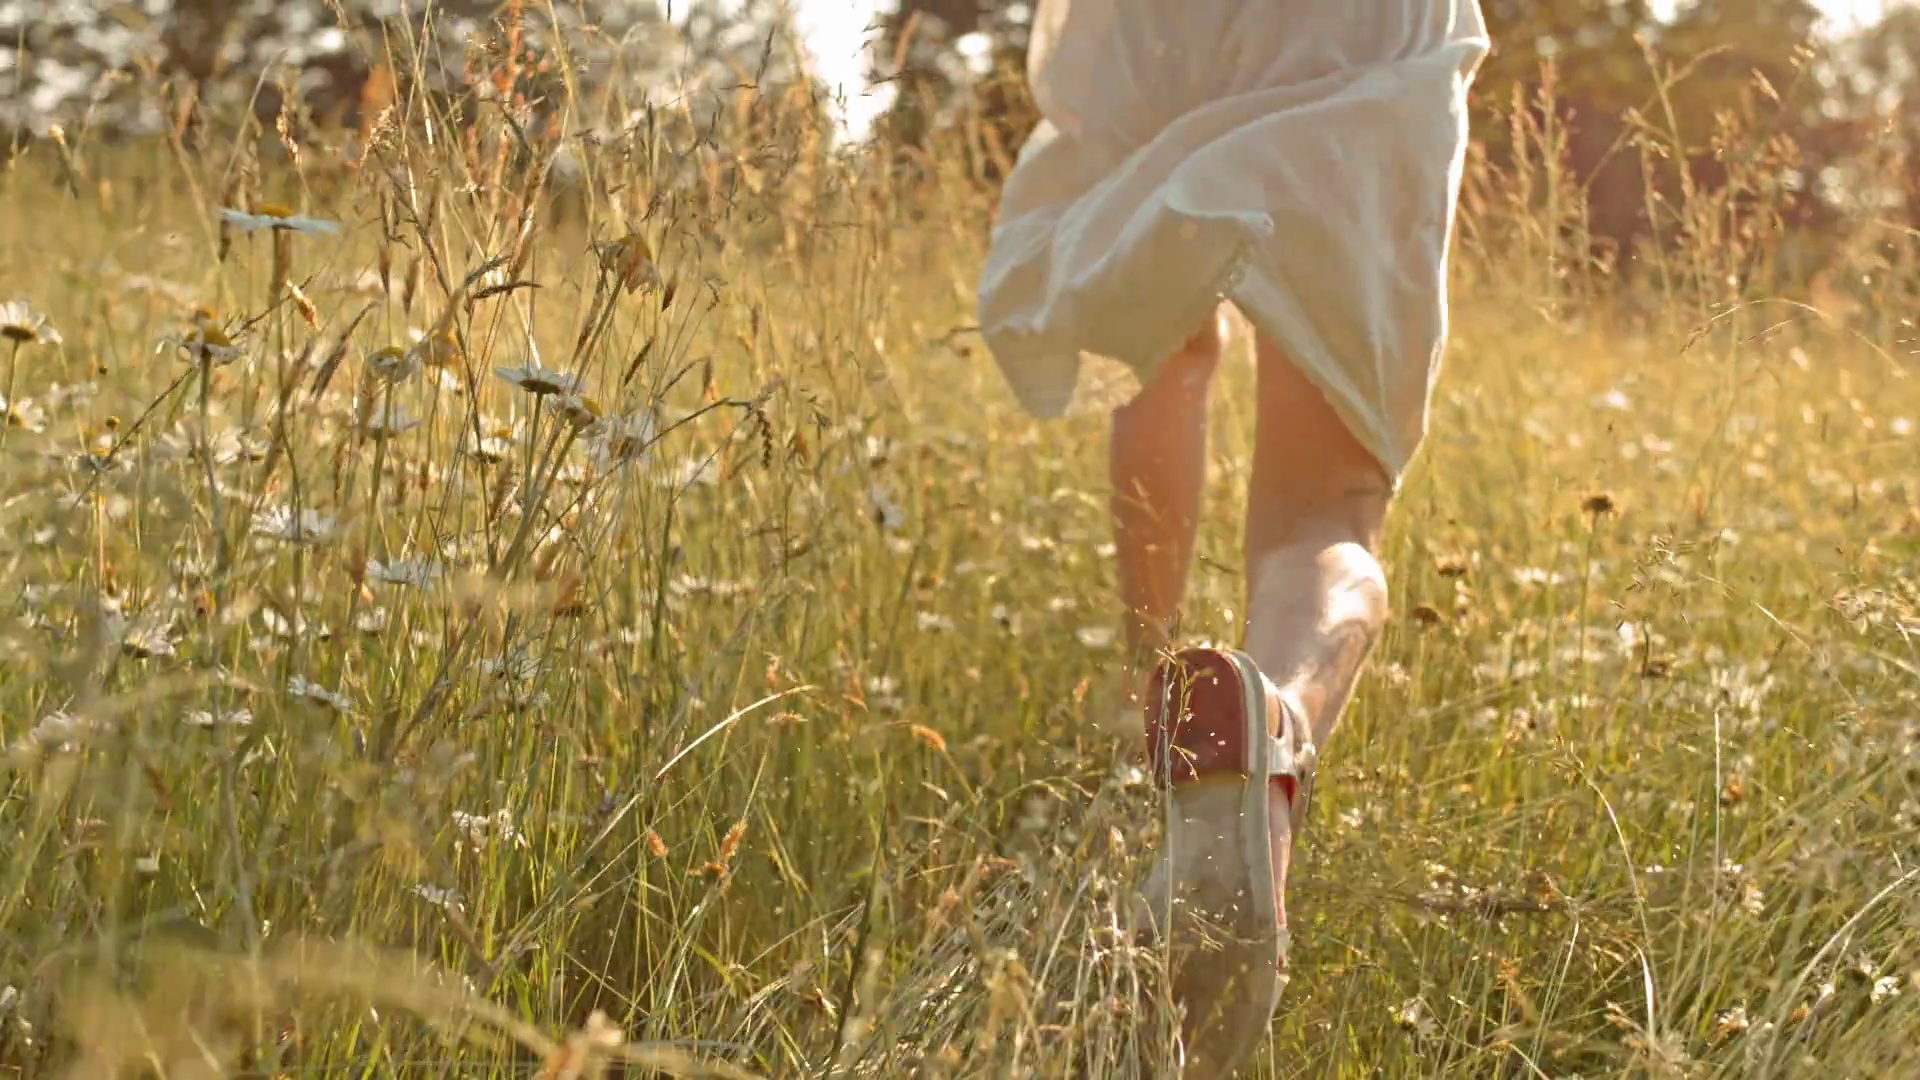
xmin=977 ymin=0 xmax=1491 ymax=481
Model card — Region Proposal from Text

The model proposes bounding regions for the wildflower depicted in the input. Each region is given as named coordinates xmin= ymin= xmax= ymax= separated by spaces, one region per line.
xmin=915 ymin=611 xmax=956 ymax=633
xmin=252 ymin=505 xmax=337 ymax=545
xmin=220 ymin=202 xmax=342 ymax=236
xmin=586 ymin=411 xmax=654 ymax=467
xmin=10 ymin=710 xmax=99 ymax=758
xmin=287 ymin=675 xmax=354 ymax=713
xmin=990 ymin=604 xmax=1022 ymax=635
xmin=1075 ymin=626 xmax=1117 ymax=649
xmin=366 ymin=343 xmax=420 ymax=383
xmin=183 ymin=708 xmax=253 ymax=729
xmin=659 ymin=457 xmax=717 ymax=488
xmin=260 ymin=606 xmax=331 ymax=641
xmin=366 ymin=557 xmax=443 ymax=587
xmin=470 ymin=420 xmax=519 ymax=464
xmin=407 ymin=326 xmax=461 ymax=369
xmin=451 ymin=808 xmax=525 ymax=850
xmin=165 ymin=308 xmax=245 ymax=366
xmin=1872 ymin=976 xmax=1902 ymax=1004
xmin=411 ymin=883 xmax=463 ymax=910
xmin=0 ymin=396 xmax=47 ymax=433
xmin=1719 ymin=773 xmax=1745 ymax=806
xmin=480 ymin=649 xmax=543 ymax=683
xmin=0 ymin=300 xmax=60 ymax=345
xmin=595 ymin=230 xmax=662 ymax=294
xmin=547 ymin=392 xmax=603 ymax=432
xmin=359 ymin=400 xmax=421 ymax=438
xmin=1392 ymin=998 xmax=1435 ymax=1037
xmin=1711 ymin=1005 xmax=1750 ymax=1044
xmin=121 ymin=616 xmax=178 ymax=659
xmin=869 ymin=485 xmax=905 ymax=531
xmin=495 ymin=362 xmax=584 ymax=397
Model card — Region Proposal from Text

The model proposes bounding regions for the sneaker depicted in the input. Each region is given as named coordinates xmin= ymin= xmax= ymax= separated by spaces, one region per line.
xmin=1139 ymin=646 xmax=1316 ymax=1077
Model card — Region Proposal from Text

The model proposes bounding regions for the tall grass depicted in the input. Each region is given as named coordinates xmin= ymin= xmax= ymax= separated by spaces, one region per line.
xmin=1 ymin=11 xmax=1916 ymax=1079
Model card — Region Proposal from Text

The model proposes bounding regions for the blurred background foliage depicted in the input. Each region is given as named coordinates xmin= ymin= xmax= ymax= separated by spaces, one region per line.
xmin=5 ymin=0 xmax=1919 ymax=312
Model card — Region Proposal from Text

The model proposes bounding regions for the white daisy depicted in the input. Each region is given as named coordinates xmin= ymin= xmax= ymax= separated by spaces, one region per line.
xmin=259 ymin=605 xmax=332 ymax=641
xmin=468 ymin=419 xmax=522 ymax=464
xmin=479 ymin=649 xmax=543 ymax=683
xmin=121 ymin=615 xmax=178 ymax=659
xmin=251 ymin=505 xmax=337 ymax=545
xmin=358 ymin=401 xmax=421 ymax=438
xmin=869 ymin=485 xmax=905 ymax=531
xmin=366 ymin=556 xmax=444 ymax=587
xmin=220 ymin=203 xmax=342 ymax=236
xmin=411 ymin=883 xmax=463 ymax=910
xmin=183 ymin=708 xmax=253 ymax=729
xmin=1075 ymin=626 xmax=1118 ymax=650
xmin=287 ymin=674 xmax=354 ymax=713
xmin=365 ymin=343 xmax=421 ymax=383
xmin=451 ymin=808 xmax=525 ymax=850
xmin=406 ymin=326 xmax=462 ymax=370
xmin=546 ymin=392 xmax=603 ymax=431
xmin=0 ymin=396 xmax=47 ymax=433
xmin=163 ymin=309 xmax=245 ymax=366
xmin=495 ymin=362 xmax=584 ymax=397
xmin=0 ymin=300 xmax=60 ymax=345
xmin=8 ymin=710 xmax=99 ymax=760
xmin=586 ymin=411 xmax=655 ymax=467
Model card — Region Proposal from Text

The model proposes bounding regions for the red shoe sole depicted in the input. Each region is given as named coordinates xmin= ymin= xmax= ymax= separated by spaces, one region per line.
xmin=1145 ymin=647 xmax=1296 ymax=806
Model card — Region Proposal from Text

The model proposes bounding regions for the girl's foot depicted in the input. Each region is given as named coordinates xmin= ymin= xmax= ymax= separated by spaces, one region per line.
xmin=1139 ymin=647 xmax=1315 ymax=1077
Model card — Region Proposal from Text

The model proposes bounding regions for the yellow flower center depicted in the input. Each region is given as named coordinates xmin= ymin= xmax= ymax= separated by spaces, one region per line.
xmin=254 ymin=202 xmax=296 ymax=220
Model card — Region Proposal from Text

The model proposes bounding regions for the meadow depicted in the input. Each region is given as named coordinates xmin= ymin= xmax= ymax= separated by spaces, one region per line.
xmin=1 ymin=22 xmax=1918 ymax=1080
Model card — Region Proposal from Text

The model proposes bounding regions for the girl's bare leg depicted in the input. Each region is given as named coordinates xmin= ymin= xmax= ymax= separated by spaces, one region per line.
xmin=1135 ymin=329 xmax=1391 ymax=1072
xmin=1242 ymin=335 xmax=1392 ymax=929
xmin=1109 ymin=310 xmax=1226 ymax=669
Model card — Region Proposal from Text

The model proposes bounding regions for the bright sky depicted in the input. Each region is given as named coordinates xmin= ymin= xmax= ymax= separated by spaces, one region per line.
xmin=785 ymin=0 xmax=891 ymax=139
xmin=741 ymin=0 xmax=1917 ymax=140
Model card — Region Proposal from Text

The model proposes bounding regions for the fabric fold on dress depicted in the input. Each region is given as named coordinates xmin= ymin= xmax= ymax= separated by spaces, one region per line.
xmin=978 ymin=0 xmax=1491 ymax=481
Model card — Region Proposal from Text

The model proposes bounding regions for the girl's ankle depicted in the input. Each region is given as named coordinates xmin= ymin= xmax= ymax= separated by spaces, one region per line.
xmin=1123 ymin=613 xmax=1176 ymax=666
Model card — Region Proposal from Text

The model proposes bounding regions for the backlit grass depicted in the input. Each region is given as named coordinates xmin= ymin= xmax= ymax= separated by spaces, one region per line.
xmin=1 ymin=22 xmax=1918 ymax=1080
